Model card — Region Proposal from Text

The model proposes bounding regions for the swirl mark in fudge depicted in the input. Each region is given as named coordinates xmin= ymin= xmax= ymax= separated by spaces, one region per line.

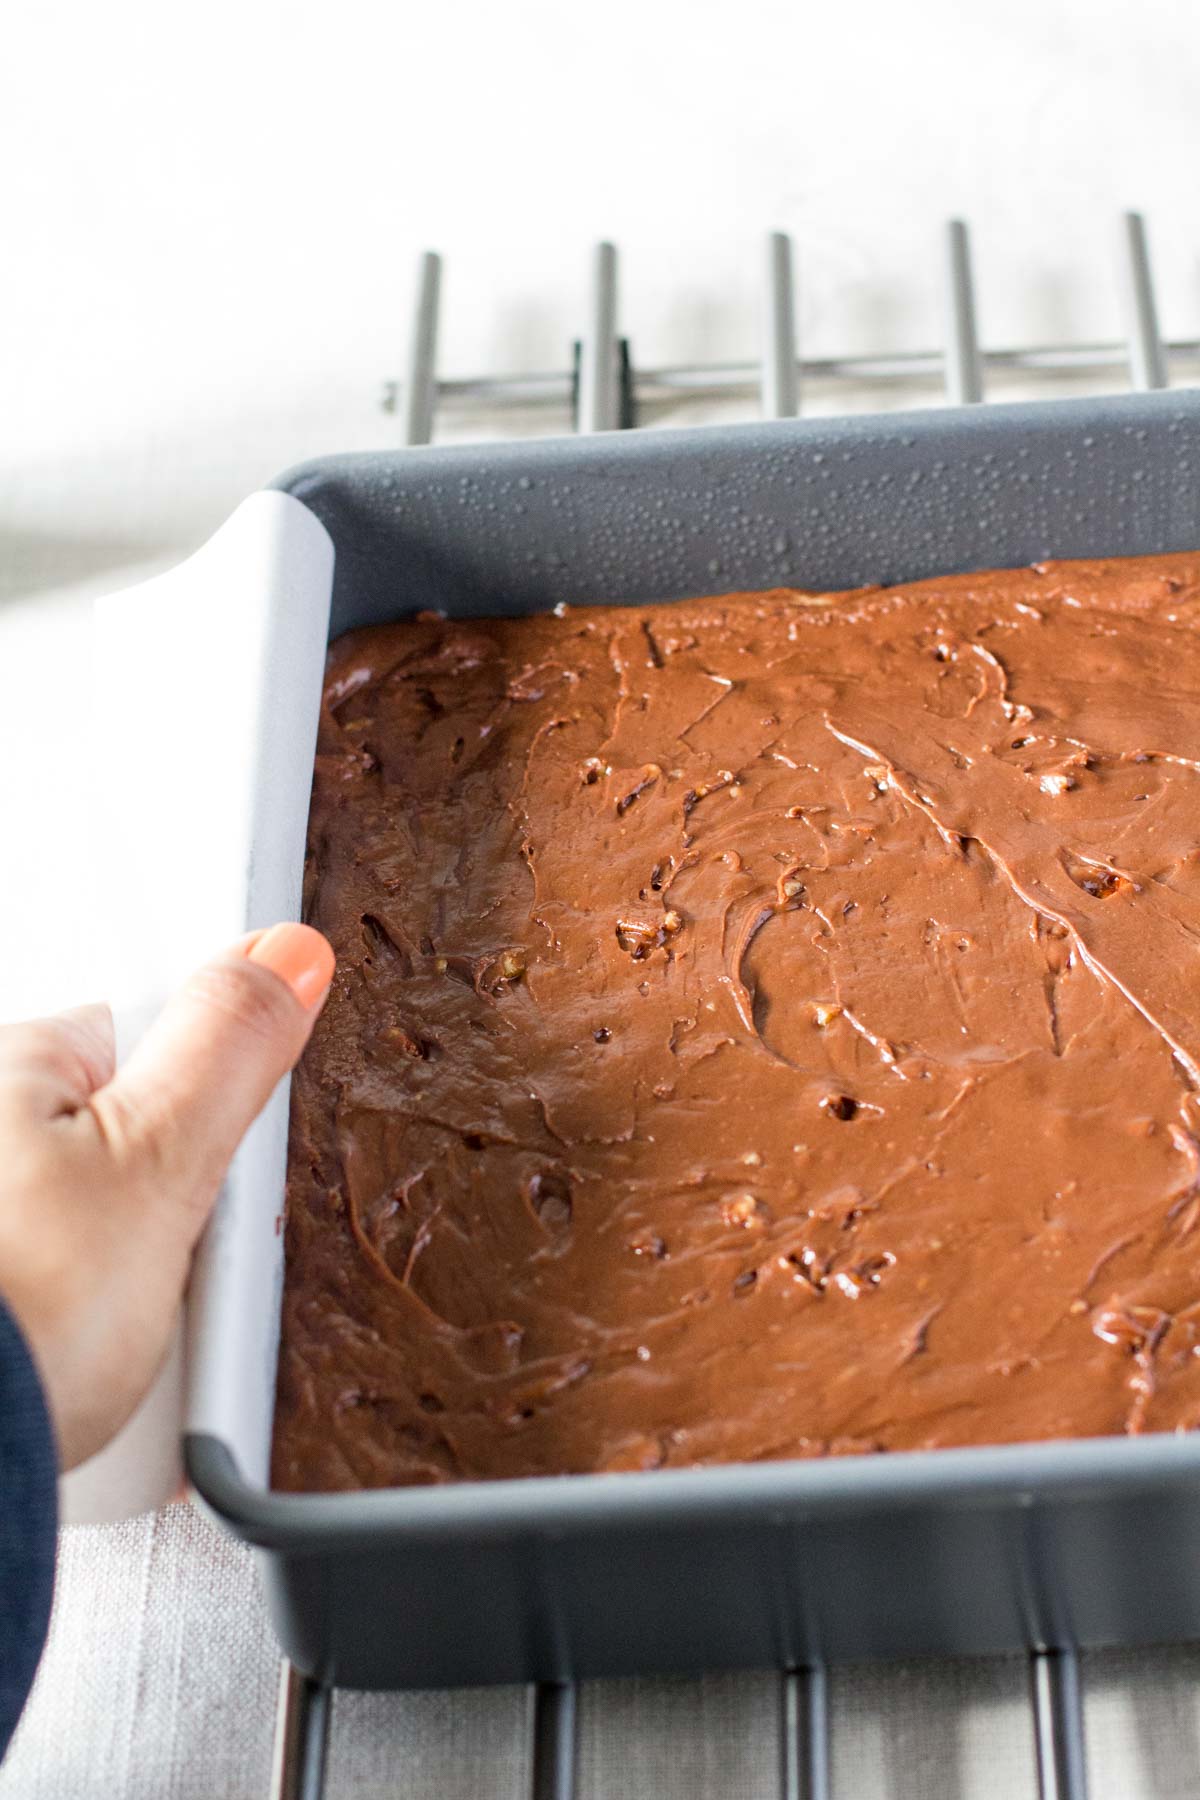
xmin=273 ymin=554 xmax=1200 ymax=1490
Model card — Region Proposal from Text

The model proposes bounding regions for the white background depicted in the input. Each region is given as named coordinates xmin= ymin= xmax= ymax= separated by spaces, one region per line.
xmin=2 ymin=0 xmax=1199 ymax=588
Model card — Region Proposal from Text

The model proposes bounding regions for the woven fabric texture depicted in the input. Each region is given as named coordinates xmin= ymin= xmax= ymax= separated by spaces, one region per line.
xmin=2 ymin=1504 xmax=1199 ymax=1798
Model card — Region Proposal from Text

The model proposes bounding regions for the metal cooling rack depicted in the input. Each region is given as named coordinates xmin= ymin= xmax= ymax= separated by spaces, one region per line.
xmin=272 ymin=210 xmax=1185 ymax=1800
xmin=382 ymin=210 xmax=1191 ymax=441
xmin=270 ymin=1651 xmax=1088 ymax=1799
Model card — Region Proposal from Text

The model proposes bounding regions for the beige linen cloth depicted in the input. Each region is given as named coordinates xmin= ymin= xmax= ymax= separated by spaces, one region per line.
xmin=0 ymin=1503 xmax=1197 ymax=1798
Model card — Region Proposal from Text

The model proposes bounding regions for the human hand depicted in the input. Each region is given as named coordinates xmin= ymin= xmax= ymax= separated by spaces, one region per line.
xmin=0 ymin=923 xmax=334 ymax=1469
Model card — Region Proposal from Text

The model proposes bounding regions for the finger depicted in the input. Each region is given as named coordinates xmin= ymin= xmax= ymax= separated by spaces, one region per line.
xmin=90 ymin=923 xmax=334 ymax=1199
xmin=0 ymin=1003 xmax=116 ymax=1121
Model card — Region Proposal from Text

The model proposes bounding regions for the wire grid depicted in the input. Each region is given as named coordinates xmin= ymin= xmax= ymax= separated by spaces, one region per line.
xmin=270 ymin=1652 xmax=1087 ymax=1800
xmin=384 ymin=211 xmax=1183 ymax=440
xmin=273 ymin=209 xmax=1185 ymax=1800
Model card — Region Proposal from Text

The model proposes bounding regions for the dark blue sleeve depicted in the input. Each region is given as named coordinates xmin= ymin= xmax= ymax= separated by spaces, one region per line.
xmin=0 ymin=1297 xmax=57 ymax=1760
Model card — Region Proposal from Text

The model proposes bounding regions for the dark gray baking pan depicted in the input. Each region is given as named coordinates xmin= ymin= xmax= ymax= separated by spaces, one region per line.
xmin=184 ymin=387 xmax=1200 ymax=1689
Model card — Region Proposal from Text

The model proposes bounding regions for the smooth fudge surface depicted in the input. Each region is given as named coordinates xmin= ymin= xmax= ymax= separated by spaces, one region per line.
xmin=272 ymin=553 xmax=1200 ymax=1491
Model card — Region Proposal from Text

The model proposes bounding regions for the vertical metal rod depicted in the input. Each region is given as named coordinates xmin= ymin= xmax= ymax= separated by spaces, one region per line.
xmin=1031 ymin=1649 xmax=1089 ymax=1800
xmin=1119 ymin=210 xmax=1168 ymax=391
xmin=762 ymin=230 xmax=800 ymax=419
xmin=531 ymin=1682 xmax=578 ymax=1800
xmin=577 ymin=241 xmax=620 ymax=433
xmin=779 ymin=1666 xmax=831 ymax=1800
xmin=269 ymin=1661 xmax=331 ymax=1800
xmin=943 ymin=218 xmax=984 ymax=405
xmin=400 ymin=249 xmax=442 ymax=446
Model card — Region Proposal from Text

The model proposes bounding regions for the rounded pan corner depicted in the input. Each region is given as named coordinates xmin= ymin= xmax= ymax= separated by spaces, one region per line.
xmin=267 ymin=458 xmax=339 ymax=508
xmin=184 ymin=1433 xmax=378 ymax=1550
xmin=184 ymin=1432 xmax=287 ymax=1544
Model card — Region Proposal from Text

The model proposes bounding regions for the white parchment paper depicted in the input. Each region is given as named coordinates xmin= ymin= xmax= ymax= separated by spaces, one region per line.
xmin=62 ymin=491 xmax=333 ymax=1523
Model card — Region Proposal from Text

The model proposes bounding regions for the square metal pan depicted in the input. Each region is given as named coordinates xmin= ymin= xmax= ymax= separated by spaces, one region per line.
xmin=187 ymin=389 xmax=1200 ymax=1688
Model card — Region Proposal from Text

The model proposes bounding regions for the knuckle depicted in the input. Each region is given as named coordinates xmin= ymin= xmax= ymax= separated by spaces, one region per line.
xmin=89 ymin=1081 xmax=168 ymax=1177
xmin=185 ymin=959 xmax=298 ymax=1044
xmin=90 ymin=1085 xmax=215 ymax=1210
xmin=61 ymin=1005 xmax=116 ymax=1084
xmin=0 ymin=1020 xmax=94 ymax=1093
xmin=6 ymin=1020 xmax=73 ymax=1067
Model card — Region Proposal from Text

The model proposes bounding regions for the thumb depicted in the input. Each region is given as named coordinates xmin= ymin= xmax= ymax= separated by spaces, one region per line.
xmin=94 ymin=923 xmax=334 ymax=1194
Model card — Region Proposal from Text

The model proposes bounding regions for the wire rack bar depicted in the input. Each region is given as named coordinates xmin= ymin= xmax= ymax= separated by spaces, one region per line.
xmin=943 ymin=217 xmax=984 ymax=404
xmin=763 ymin=231 xmax=800 ymax=419
xmin=532 ymin=1681 xmax=578 ymax=1800
xmin=270 ymin=1649 xmax=1098 ymax=1800
xmin=1119 ymin=210 xmax=1168 ymax=392
xmin=577 ymin=241 xmax=621 ymax=433
xmin=780 ymin=1666 xmax=831 ymax=1800
xmin=270 ymin=1662 xmax=330 ymax=1800
xmin=388 ymin=335 xmax=1200 ymax=414
xmin=1031 ymin=1649 xmax=1089 ymax=1800
xmin=386 ymin=211 xmax=1192 ymax=421
xmin=399 ymin=250 xmax=442 ymax=447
